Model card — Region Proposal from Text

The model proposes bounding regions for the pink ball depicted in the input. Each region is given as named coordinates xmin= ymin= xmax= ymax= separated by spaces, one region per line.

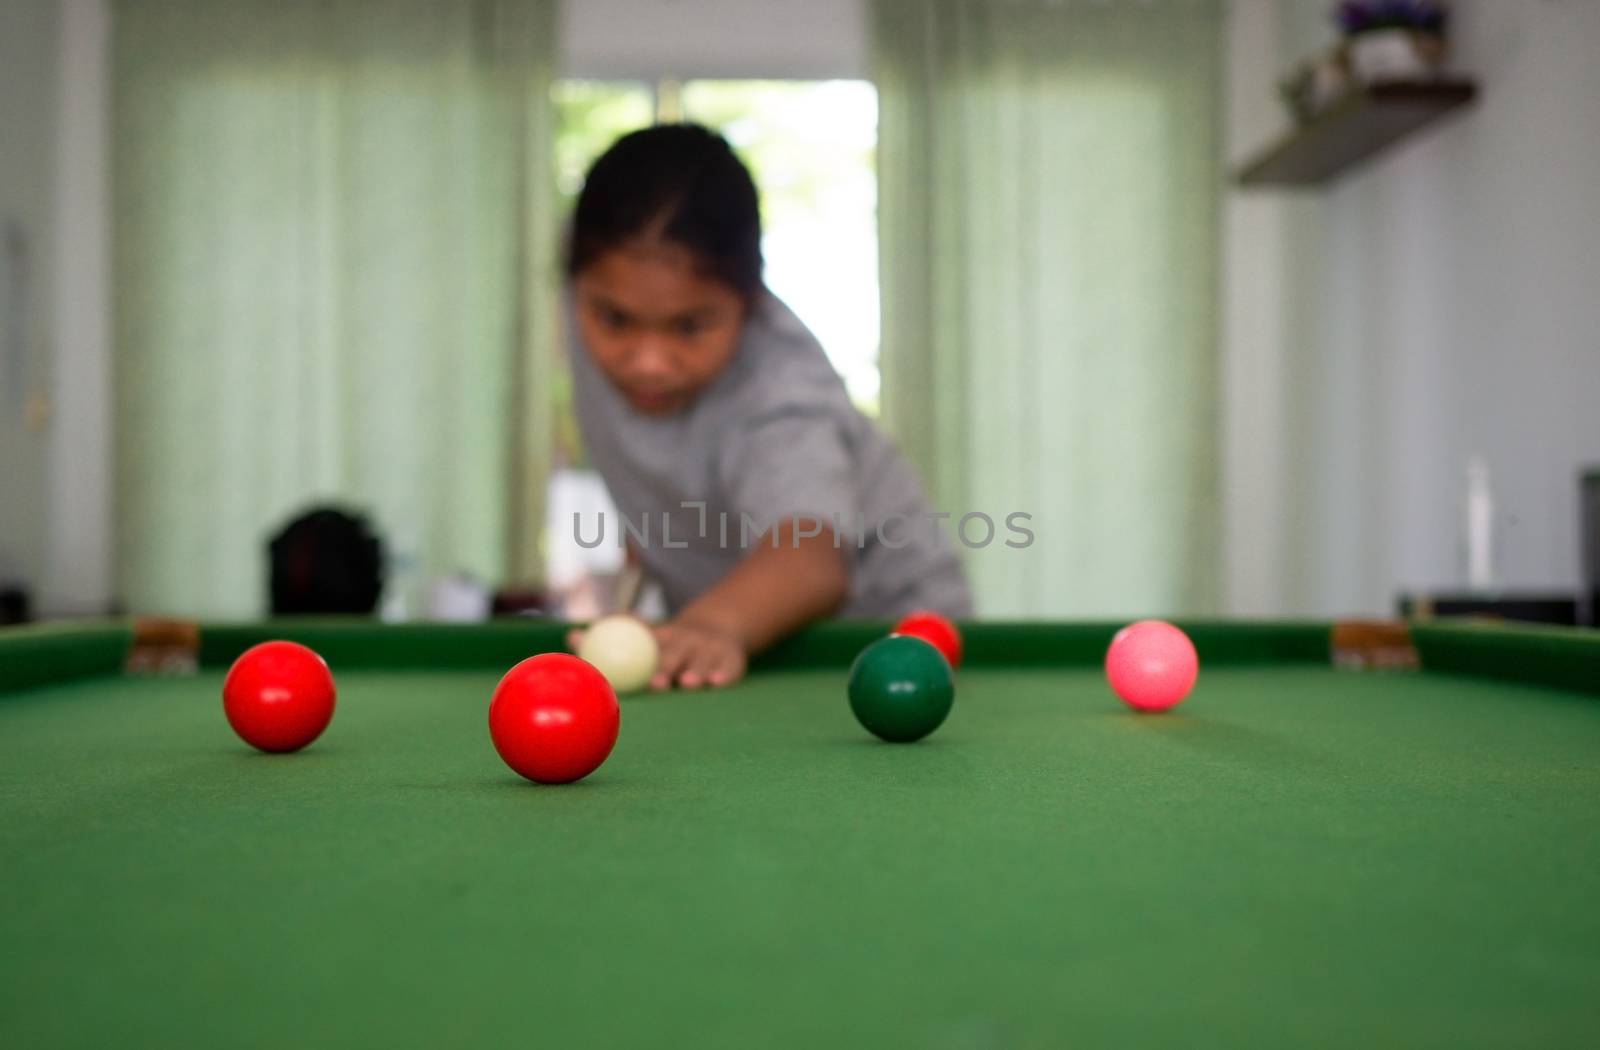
xmin=1105 ymin=620 xmax=1198 ymax=712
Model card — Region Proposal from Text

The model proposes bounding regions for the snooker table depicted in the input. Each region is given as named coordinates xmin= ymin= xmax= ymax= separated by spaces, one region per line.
xmin=3 ymin=618 xmax=1599 ymax=1049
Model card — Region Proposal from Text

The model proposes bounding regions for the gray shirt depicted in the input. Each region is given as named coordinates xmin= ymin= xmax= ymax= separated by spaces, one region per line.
xmin=568 ymin=292 xmax=971 ymax=620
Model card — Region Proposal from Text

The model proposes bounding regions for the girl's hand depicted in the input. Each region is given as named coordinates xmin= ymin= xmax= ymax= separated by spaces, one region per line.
xmin=650 ymin=619 xmax=747 ymax=691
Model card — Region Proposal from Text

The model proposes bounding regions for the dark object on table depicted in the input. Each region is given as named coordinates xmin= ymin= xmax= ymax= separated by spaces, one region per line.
xmin=125 ymin=617 xmax=199 ymax=675
xmin=491 ymin=587 xmax=550 ymax=618
xmin=1332 ymin=620 xmax=1419 ymax=670
xmin=1582 ymin=468 xmax=1600 ymax=627
xmin=1398 ymin=591 xmax=1578 ymax=627
xmin=269 ymin=507 xmax=385 ymax=616
xmin=0 ymin=585 xmax=30 ymax=625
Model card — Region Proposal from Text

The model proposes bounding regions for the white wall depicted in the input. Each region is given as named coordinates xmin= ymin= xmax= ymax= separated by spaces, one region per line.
xmin=47 ymin=0 xmax=113 ymax=616
xmin=0 ymin=0 xmax=60 ymax=605
xmin=0 ymin=0 xmax=113 ymax=617
xmin=560 ymin=0 xmax=867 ymax=79
xmin=1223 ymin=0 xmax=1600 ymax=618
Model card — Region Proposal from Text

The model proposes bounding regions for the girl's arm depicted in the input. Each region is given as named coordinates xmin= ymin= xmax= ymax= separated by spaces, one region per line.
xmin=652 ymin=516 xmax=848 ymax=689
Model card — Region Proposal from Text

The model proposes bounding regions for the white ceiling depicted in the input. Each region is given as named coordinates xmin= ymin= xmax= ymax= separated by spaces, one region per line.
xmin=559 ymin=0 xmax=869 ymax=80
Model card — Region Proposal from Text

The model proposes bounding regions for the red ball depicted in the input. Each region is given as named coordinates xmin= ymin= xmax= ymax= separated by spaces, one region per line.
xmin=489 ymin=653 xmax=620 ymax=784
xmin=1105 ymin=620 xmax=1198 ymax=712
xmin=222 ymin=640 xmax=337 ymax=752
xmin=891 ymin=610 xmax=963 ymax=669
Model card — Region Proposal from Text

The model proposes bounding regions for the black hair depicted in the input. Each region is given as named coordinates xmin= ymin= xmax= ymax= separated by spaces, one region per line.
xmin=566 ymin=123 xmax=764 ymax=302
xmin=269 ymin=506 xmax=385 ymax=616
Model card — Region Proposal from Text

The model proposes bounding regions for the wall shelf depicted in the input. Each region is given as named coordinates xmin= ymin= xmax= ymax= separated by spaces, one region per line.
xmin=1235 ymin=80 xmax=1478 ymax=188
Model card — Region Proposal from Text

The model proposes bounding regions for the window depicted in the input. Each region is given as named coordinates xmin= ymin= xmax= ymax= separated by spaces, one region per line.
xmin=679 ymin=80 xmax=880 ymax=412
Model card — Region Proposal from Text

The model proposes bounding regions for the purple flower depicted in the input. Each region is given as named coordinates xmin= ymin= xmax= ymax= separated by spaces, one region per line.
xmin=1335 ymin=0 xmax=1448 ymax=36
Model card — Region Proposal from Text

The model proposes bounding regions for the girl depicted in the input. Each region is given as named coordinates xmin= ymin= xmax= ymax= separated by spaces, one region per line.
xmin=566 ymin=124 xmax=969 ymax=690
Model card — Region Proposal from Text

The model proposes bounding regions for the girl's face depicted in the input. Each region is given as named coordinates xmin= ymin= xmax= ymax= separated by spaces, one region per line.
xmin=574 ymin=241 xmax=747 ymax=417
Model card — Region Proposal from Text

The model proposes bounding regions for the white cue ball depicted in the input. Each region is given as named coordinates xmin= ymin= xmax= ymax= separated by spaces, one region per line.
xmin=577 ymin=615 xmax=659 ymax=694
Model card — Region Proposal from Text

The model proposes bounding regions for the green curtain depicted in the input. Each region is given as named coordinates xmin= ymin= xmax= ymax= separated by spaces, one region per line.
xmin=113 ymin=0 xmax=558 ymax=617
xmin=875 ymin=0 xmax=1222 ymax=618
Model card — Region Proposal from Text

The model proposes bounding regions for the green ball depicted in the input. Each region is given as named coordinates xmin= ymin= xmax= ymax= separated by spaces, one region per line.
xmin=847 ymin=635 xmax=955 ymax=743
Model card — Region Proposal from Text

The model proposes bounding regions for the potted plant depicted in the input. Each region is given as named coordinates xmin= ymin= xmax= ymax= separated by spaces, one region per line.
xmin=1335 ymin=0 xmax=1450 ymax=83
